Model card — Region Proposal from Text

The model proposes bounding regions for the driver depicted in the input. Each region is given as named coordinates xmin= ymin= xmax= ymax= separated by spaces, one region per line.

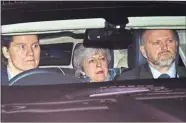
xmin=117 ymin=29 xmax=186 ymax=80
xmin=1 ymin=34 xmax=40 ymax=85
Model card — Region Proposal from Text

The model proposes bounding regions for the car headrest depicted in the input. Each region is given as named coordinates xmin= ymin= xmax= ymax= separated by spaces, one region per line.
xmin=128 ymin=30 xmax=180 ymax=68
xmin=72 ymin=43 xmax=114 ymax=69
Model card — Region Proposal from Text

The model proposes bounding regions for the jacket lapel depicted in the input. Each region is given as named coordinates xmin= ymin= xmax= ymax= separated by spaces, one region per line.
xmin=140 ymin=64 xmax=186 ymax=79
xmin=139 ymin=63 xmax=154 ymax=79
xmin=177 ymin=66 xmax=186 ymax=78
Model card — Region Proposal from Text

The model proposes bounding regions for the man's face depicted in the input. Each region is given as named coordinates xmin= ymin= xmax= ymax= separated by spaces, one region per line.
xmin=140 ymin=30 xmax=177 ymax=68
xmin=5 ymin=35 xmax=40 ymax=72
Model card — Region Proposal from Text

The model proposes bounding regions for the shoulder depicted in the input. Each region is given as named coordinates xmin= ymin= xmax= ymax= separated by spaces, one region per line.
xmin=1 ymin=65 xmax=9 ymax=85
xmin=177 ymin=66 xmax=186 ymax=77
xmin=108 ymin=68 xmax=119 ymax=81
xmin=116 ymin=64 xmax=151 ymax=80
xmin=116 ymin=66 xmax=142 ymax=80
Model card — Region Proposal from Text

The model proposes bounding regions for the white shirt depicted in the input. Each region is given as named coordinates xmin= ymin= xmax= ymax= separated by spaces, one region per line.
xmin=149 ymin=62 xmax=177 ymax=79
xmin=7 ymin=66 xmax=14 ymax=81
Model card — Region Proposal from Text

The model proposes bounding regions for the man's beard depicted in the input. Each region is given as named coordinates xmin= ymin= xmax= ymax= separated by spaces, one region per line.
xmin=146 ymin=51 xmax=176 ymax=68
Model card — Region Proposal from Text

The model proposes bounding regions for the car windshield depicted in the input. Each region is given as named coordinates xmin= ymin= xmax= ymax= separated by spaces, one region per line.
xmin=1 ymin=1 xmax=186 ymax=86
xmin=1 ymin=1 xmax=186 ymax=122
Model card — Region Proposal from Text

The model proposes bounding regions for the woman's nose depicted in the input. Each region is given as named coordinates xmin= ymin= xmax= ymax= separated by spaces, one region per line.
xmin=96 ymin=60 xmax=102 ymax=67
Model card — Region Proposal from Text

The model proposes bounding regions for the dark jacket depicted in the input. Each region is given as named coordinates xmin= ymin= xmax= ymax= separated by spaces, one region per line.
xmin=1 ymin=65 xmax=9 ymax=85
xmin=116 ymin=63 xmax=186 ymax=80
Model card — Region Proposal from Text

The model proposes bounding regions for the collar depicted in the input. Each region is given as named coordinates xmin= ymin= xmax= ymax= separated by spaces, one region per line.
xmin=7 ymin=66 xmax=14 ymax=81
xmin=149 ymin=62 xmax=176 ymax=79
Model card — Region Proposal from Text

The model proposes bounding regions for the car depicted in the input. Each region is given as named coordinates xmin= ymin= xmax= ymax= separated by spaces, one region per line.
xmin=1 ymin=1 xmax=186 ymax=122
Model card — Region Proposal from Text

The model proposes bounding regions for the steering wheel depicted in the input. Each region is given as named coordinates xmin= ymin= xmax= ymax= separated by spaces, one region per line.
xmin=9 ymin=68 xmax=82 ymax=86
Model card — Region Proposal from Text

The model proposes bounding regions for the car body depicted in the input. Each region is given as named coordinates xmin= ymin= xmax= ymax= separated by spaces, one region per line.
xmin=1 ymin=1 xmax=186 ymax=122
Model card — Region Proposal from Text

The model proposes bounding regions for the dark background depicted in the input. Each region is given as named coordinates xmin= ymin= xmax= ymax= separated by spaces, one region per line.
xmin=2 ymin=1 xmax=186 ymax=25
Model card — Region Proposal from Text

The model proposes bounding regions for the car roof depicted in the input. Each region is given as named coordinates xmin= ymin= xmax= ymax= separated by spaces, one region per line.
xmin=2 ymin=1 xmax=186 ymax=25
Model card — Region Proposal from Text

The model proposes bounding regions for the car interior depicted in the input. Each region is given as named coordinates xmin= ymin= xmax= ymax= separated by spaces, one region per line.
xmin=1 ymin=16 xmax=186 ymax=86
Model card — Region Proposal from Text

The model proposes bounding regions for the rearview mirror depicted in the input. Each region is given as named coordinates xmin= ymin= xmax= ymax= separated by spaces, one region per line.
xmin=83 ymin=28 xmax=132 ymax=49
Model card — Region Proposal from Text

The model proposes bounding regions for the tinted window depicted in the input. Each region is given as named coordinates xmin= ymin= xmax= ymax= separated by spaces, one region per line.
xmin=39 ymin=43 xmax=73 ymax=66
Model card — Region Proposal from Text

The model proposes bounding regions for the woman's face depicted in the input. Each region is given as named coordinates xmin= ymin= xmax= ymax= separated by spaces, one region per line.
xmin=82 ymin=51 xmax=108 ymax=82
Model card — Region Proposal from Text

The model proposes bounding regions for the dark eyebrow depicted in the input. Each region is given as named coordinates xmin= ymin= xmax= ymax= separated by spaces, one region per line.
xmin=31 ymin=41 xmax=39 ymax=45
xmin=33 ymin=42 xmax=39 ymax=44
xmin=150 ymin=40 xmax=160 ymax=43
xmin=154 ymin=40 xmax=161 ymax=42
xmin=14 ymin=43 xmax=26 ymax=45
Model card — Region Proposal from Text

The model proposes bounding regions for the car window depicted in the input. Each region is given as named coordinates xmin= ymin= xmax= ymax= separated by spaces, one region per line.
xmin=39 ymin=43 xmax=73 ymax=66
xmin=1 ymin=2 xmax=186 ymax=122
xmin=1 ymin=1 xmax=186 ymax=86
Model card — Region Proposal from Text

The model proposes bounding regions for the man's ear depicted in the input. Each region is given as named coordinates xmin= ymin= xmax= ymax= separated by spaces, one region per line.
xmin=140 ymin=45 xmax=147 ymax=59
xmin=2 ymin=46 xmax=10 ymax=59
xmin=176 ymin=40 xmax=178 ymax=47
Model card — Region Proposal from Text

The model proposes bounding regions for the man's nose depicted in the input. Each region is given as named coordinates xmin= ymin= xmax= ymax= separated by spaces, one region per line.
xmin=27 ymin=47 xmax=34 ymax=55
xmin=161 ymin=42 xmax=169 ymax=51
